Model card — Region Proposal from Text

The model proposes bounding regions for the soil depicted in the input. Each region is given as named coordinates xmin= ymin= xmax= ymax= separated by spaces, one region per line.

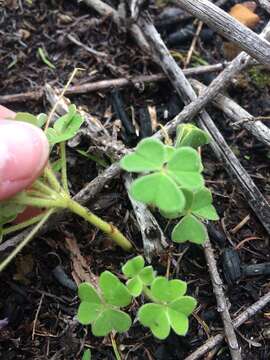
xmin=1 ymin=0 xmax=270 ymax=359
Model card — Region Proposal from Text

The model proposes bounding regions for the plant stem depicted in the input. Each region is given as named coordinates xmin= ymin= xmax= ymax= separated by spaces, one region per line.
xmin=142 ymin=285 xmax=159 ymax=303
xmin=110 ymin=334 xmax=122 ymax=360
xmin=67 ymin=198 xmax=133 ymax=251
xmin=2 ymin=210 xmax=57 ymax=235
xmin=60 ymin=142 xmax=69 ymax=194
xmin=0 ymin=209 xmax=54 ymax=272
xmin=9 ymin=195 xmax=66 ymax=209
xmin=43 ymin=166 xmax=61 ymax=192
xmin=32 ymin=179 xmax=57 ymax=197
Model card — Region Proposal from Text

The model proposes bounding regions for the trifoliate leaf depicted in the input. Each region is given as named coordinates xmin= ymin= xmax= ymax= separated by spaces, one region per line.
xmin=92 ymin=308 xmax=132 ymax=337
xmin=138 ymin=304 xmax=170 ymax=340
xmin=120 ymin=138 xmax=165 ymax=172
xmin=99 ymin=271 xmax=132 ymax=307
xmin=130 ymin=172 xmax=185 ymax=213
xmin=172 ymin=214 xmax=207 ymax=244
xmin=151 ymin=277 xmax=187 ymax=302
xmin=167 ymin=147 xmax=204 ymax=189
xmin=122 ymin=255 xmax=145 ymax=277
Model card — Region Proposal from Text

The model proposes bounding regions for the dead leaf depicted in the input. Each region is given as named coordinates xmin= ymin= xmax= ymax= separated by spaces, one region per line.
xmin=229 ymin=3 xmax=260 ymax=29
xmin=65 ymin=236 xmax=98 ymax=288
xmin=13 ymin=254 xmax=34 ymax=284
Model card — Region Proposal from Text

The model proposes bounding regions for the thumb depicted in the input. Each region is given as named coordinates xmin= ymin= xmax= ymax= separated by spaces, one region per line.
xmin=0 ymin=108 xmax=49 ymax=201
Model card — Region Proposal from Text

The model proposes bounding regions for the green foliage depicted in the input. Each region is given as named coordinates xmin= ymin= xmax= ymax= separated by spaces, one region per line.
xmin=172 ymin=214 xmax=207 ymax=244
xmin=38 ymin=47 xmax=56 ymax=69
xmin=120 ymin=125 xmax=218 ymax=245
xmin=170 ymin=188 xmax=219 ymax=244
xmin=130 ymin=173 xmax=185 ymax=213
xmin=248 ymin=66 xmax=270 ymax=89
xmin=120 ymin=138 xmax=203 ymax=215
xmin=46 ymin=105 xmax=84 ymax=145
xmin=82 ymin=349 xmax=91 ymax=360
xmin=77 ymin=256 xmax=196 ymax=342
xmin=15 ymin=112 xmax=47 ymax=127
xmin=0 ymin=202 xmax=26 ymax=227
xmin=120 ymin=138 xmax=165 ymax=172
xmin=77 ymin=272 xmax=132 ymax=336
xmin=175 ymin=124 xmax=211 ymax=149
xmin=122 ymin=255 xmax=155 ymax=296
xmin=138 ymin=276 xmax=196 ymax=339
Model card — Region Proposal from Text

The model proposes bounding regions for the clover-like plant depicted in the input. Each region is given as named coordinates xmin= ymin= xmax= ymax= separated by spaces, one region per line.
xmin=77 ymin=255 xmax=197 ymax=344
xmin=0 ymin=105 xmax=132 ymax=272
xmin=122 ymin=255 xmax=155 ymax=296
xmin=78 ymin=271 xmax=132 ymax=336
xmin=138 ymin=276 xmax=197 ymax=339
xmin=120 ymin=124 xmax=218 ymax=245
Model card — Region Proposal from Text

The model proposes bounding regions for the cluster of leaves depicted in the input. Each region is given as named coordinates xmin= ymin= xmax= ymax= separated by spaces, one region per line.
xmin=120 ymin=124 xmax=219 ymax=245
xmin=77 ymin=256 xmax=196 ymax=340
xmin=0 ymin=106 xmax=84 ymax=231
xmin=14 ymin=104 xmax=84 ymax=146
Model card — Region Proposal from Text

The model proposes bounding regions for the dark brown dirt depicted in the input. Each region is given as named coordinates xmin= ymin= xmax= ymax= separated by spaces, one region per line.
xmin=1 ymin=1 xmax=270 ymax=359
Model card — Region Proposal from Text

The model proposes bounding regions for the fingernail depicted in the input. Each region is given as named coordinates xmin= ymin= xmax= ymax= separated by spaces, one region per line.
xmin=0 ymin=120 xmax=49 ymax=200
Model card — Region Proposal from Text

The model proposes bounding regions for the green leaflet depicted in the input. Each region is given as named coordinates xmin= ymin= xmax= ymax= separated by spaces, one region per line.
xmin=82 ymin=349 xmax=91 ymax=360
xmin=46 ymin=105 xmax=84 ymax=145
xmin=172 ymin=214 xmax=208 ymax=244
xmin=190 ymin=188 xmax=219 ymax=220
xmin=122 ymin=256 xmax=155 ymax=296
xmin=130 ymin=172 xmax=186 ymax=213
xmin=120 ymin=138 xmax=166 ymax=172
xmin=175 ymin=124 xmax=211 ymax=149
xmin=167 ymin=147 xmax=204 ymax=189
xmin=0 ymin=201 xmax=26 ymax=227
xmin=151 ymin=277 xmax=187 ymax=302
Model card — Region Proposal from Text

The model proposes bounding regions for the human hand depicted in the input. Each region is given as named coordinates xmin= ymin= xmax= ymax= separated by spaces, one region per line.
xmin=0 ymin=105 xmax=49 ymax=201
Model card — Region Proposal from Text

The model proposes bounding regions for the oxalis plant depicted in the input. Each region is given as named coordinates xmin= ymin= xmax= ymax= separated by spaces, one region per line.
xmin=120 ymin=124 xmax=219 ymax=245
xmin=0 ymin=105 xmax=132 ymax=272
xmin=77 ymin=255 xmax=197 ymax=358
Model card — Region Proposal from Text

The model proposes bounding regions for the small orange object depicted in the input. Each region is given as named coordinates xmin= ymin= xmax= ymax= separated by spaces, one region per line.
xmin=229 ymin=3 xmax=260 ymax=29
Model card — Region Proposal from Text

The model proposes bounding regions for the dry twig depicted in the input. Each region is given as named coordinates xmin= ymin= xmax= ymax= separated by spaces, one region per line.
xmin=175 ymin=0 xmax=270 ymax=66
xmin=190 ymin=79 xmax=270 ymax=147
xmin=0 ymin=63 xmax=226 ymax=105
xmin=185 ymin=291 xmax=270 ymax=360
